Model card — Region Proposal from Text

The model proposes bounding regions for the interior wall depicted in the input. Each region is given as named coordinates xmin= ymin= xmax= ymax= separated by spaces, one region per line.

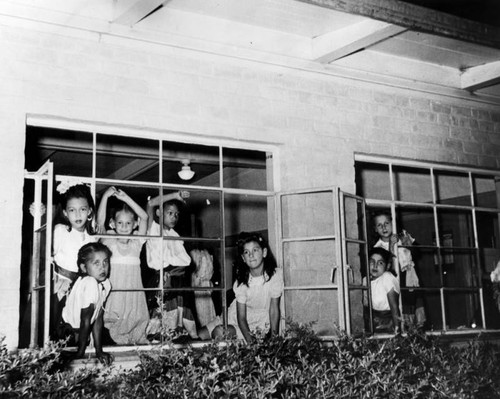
xmin=2 ymin=20 xmax=500 ymax=348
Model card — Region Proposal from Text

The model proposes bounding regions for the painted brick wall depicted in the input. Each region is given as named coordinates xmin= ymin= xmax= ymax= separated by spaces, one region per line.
xmin=1 ymin=22 xmax=500 ymax=348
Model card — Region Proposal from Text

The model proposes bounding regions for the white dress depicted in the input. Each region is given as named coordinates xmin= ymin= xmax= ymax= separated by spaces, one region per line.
xmin=228 ymin=268 xmax=284 ymax=339
xmin=102 ymin=238 xmax=149 ymax=344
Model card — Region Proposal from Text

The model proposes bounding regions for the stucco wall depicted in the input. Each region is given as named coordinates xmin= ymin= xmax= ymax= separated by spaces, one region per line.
xmin=1 ymin=22 xmax=500 ymax=348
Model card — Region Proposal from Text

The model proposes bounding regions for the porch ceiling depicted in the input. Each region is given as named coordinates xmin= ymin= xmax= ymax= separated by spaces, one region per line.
xmin=3 ymin=0 xmax=500 ymax=98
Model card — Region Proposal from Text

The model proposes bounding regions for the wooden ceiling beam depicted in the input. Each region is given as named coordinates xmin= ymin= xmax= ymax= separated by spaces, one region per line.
xmin=312 ymin=20 xmax=406 ymax=63
xmin=461 ymin=61 xmax=500 ymax=91
xmin=296 ymin=0 xmax=500 ymax=49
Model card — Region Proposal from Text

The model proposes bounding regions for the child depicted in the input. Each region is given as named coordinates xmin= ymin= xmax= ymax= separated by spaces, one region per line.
xmin=97 ymin=186 xmax=149 ymax=345
xmin=61 ymin=242 xmax=113 ymax=364
xmin=363 ymin=247 xmax=401 ymax=333
xmin=372 ymin=211 xmax=426 ymax=329
xmin=145 ymin=191 xmax=198 ymax=339
xmin=52 ymin=182 xmax=98 ymax=337
xmin=201 ymin=232 xmax=284 ymax=343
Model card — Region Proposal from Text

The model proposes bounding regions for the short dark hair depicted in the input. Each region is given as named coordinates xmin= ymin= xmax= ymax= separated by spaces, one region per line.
xmin=77 ymin=242 xmax=112 ymax=271
xmin=369 ymin=247 xmax=394 ymax=270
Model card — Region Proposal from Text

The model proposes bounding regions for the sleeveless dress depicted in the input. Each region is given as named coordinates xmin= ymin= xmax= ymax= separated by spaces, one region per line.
xmin=103 ymin=238 xmax=149 ymax=344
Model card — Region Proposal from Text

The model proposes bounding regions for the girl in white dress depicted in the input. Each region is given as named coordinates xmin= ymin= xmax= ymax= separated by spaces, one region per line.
xmin=202 ymin=232 xmax=284 ymax=342
xmin=97 ymin=186 xmax=149 ymax=345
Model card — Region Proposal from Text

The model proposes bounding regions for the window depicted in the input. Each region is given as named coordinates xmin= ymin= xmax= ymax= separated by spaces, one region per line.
xmin=356 ymin=155 xmax=500 ymax=332
xmin=22 ymin=123 xmax=275 ymax=347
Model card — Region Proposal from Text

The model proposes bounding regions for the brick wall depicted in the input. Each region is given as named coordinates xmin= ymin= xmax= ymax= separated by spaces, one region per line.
xmin=1 ymin=22 xmax=499 ymax=348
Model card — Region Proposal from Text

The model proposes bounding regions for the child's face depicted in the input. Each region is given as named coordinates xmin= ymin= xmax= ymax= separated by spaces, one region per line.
xmin=161 ymin=204 xmax=180 ymax=230
xmin=241 ymin=241 xmax=267 ymax=272
xmin=112 ymin=210 xmax=137 ymax=235
xmin=374 ymin=214 xmax=393 ymax=241
xmin=81 ymin=251 xmax=110 ymax=282
xmin=63 ymin=197 xmax=91 ymax=232
xmin=369 ymin=253 xmax=387 ymax=280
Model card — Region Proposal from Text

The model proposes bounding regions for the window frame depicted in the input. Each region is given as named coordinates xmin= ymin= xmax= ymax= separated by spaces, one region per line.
xmin=355 ymin=153 xmax=500 ymax=334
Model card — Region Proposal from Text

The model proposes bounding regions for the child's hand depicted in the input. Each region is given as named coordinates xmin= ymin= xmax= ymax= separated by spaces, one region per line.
xmin=114 ymin=188 xmax=130 ymax=201
xmin=178 ymin=190 xmax=190 ymax=201
xmin=96 ymin=351 xmax=114 ymax=366
xmin=389 ymin=234 xmax=399 ymax=247
xmin=29 ymin=202 xmax=46 ymax=217
xmin=104 ymin=186 xmax=118 ymax=198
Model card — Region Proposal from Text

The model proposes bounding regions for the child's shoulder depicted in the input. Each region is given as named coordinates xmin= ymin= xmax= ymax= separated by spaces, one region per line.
xmin=54 ymin=223 xmax=69 ymax=233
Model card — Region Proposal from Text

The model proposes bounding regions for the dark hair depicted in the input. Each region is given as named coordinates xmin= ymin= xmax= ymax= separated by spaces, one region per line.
xmin=162 ymin=199 xmax=182 ymax=212
xmin=372 ymin=210 xmax=392 ymax=223
xmin=369 ymin=247 xmax=394 ymax=273
xmin=234 ymin=232 xmax=277 ymax=287
xmin=77 ymin=242 xmax=112 ymax=273
xmin=58 ymin=184 xmax=96 ymax=234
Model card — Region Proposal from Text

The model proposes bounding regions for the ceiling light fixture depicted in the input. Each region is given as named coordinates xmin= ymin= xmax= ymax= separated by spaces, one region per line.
xmin=178 ymin=159 xmax=195 ymax=180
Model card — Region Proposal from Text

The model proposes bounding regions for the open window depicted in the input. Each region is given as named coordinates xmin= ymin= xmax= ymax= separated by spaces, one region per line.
xmin=356 ymin=155 xmax=500 ymax=333
xmin=21 ymin=123 xmax=275 ymax=348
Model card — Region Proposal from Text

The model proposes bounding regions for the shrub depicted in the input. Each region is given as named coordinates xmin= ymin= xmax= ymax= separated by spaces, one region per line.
xmin=1 ymin=325 xmax=499 ymax=398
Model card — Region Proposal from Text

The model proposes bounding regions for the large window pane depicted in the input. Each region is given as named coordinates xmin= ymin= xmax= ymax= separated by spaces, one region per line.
xmin=434 ymin=170 xmax=471 ymax=206
xmin=355 ymin=162 xmax=391 ymax=200
xmin=424 ymin=290 xmax=443 ymax=331
xmin=163 ymin=141 xmax=219 ymax=187
xmin=472 ymin=174 xmax=499 ymax=208
xmin=441 ymin=249 xmax=480 ymax=288
xmin=343 ymin=195 xmax=365 ymax=241
xmin=437 ymin=209 xmax=474 ymax=248
xmin=281 ymin=191 xmax=335 ymax=239
xmin=223 ymin=148 xmax=268 ymax=190
xmin=283 ymin=240 xmax=337 ymax=287
xmin=26 ymin=126 xmax=93 ymax=177
xmin=444 ymin=290 xmax=482 ymax=330
xmin=96 ymin=134 xmax=159 ymax=182
xmin=284 ymin=290 xmax=339 ymax=336
xmin=396 ymin=206 xmax=435 ymax=246
xmin=393 ymin=166 xmax=432 ymax=203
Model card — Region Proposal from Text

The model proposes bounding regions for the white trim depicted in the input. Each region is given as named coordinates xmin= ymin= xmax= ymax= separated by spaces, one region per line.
xmin=26 ymin=114 xmax=282 ymax=154
xmin=355 ymin=153 xmax=500 ymax=176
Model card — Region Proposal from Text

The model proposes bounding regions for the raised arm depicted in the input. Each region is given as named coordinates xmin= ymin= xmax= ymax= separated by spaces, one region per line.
xmin=146 ymin=190 xmax=190 ymax=230
xmin=114 ymin=189 xmax=149 ymax=235
xmin=96 ymin=186 xmax=117 ymax=231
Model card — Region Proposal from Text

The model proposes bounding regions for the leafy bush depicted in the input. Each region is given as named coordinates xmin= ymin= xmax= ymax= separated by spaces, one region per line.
xmin=1 ymin=325 xmax=500 ymax=398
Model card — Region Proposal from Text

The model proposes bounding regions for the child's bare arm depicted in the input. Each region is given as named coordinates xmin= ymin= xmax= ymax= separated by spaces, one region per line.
xmin=92 ymin=309 xmax=113 ymax=365
xmin=97 ymin=186 xmax=117 ymax=229
xmin=236 ymin=302 xmax=253 ymax=343
xmin=269 ymin=297 xmax=281 ymax=336
xmin=387 ymin=289 xmax=401 ymax=333
xmin=76 ymin=305 xmax=95 ymax=358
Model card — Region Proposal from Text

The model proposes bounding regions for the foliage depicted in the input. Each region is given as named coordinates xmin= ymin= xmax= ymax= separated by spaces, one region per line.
xmin=1 ymin=325 xmax=500 ymax=398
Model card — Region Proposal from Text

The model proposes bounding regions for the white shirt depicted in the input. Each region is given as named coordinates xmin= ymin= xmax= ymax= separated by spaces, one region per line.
xmin=62 ymin=276 xmax=111 ymax=328
xmin=146 ymin=221 xmax=191 ymax=270
xmin=369 ymin=272 xmax=400 ymax=312
xmin=53 ymin=224 xmax=97 ymax=273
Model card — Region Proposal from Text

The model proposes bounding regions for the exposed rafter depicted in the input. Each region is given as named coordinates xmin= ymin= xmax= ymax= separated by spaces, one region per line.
xmin=312 ymin=20 xmax=406 ymax=63
xmin=297 ymin=0 xmax=500 ymax=49
xmin=461 ymin=61 xmax=500 ymax=92
xmin=113 ymin=0 xmax=167 ymax=26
